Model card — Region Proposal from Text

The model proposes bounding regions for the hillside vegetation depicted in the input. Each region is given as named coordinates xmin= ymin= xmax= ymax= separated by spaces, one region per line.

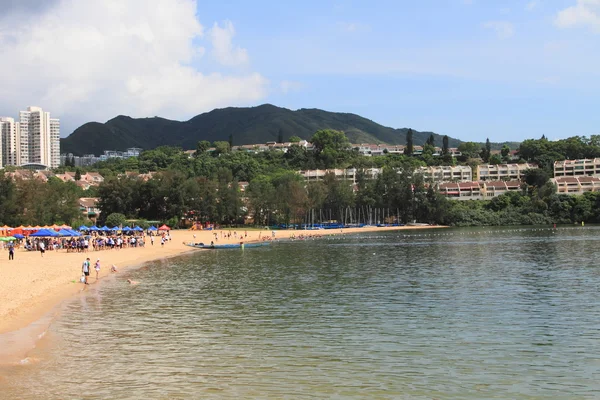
xmin=60 ymin=104 xmax=512 ymax=155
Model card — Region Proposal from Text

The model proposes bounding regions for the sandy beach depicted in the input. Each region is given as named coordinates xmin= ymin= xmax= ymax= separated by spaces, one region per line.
xmin=0 ymin=225 xmax=444 ymax=360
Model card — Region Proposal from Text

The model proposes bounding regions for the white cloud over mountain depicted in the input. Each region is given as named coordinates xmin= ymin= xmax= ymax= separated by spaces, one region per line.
xmin=0 ymin=0 xmax=268 ymax=134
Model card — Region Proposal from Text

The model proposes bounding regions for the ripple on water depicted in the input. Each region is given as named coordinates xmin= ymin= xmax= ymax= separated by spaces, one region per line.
xmin=3 ymin=227 xmax=600 ymax=399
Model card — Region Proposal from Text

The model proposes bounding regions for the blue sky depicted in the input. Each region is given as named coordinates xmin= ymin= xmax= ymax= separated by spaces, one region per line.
xmin=195 ymin=0 xmax=600 ymax=142
xmin=0 ymin=0 xmax=599 ymax=142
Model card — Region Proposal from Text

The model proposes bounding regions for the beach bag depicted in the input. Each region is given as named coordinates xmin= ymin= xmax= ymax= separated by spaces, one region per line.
xmin=80 ymin=274 xmax=86 ymax=283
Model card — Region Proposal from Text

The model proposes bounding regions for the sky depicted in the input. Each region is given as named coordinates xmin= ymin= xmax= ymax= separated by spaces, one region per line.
xmin=0 ymin=0 xmax=599 ymax=142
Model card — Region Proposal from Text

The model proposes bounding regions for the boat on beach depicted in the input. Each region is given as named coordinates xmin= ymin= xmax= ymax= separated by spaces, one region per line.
xmin=185 ymin=242 xmax=271 ymax=249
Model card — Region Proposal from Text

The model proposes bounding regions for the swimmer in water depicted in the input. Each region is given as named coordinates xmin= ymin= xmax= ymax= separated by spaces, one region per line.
xmin=127 ymin=279 xmax=138 ymax=285
xmin=111 ymin=264 xmax=118 ymax=273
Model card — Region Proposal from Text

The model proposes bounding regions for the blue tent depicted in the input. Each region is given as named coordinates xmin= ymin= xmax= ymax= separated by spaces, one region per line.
xmin=101 ymin=226 xmax=111 ymax=231
xmin=148 ymin=226 xmax=158 ymax=231
xmin=68 ymin=229 xmax=81 ymax=236
xmin=122 ymin=226 xmax=132 ymax=231
xmin=78 ymin=225 xmax=88 ymax=231
xmin=133 ymin=226 xmax=143 ymax=231
xmin=29 ymin=229 xmax=59 ymax=237
xmin=89 ymin=226 xmax=99 ymax=231
xmin=57 ymin=229 xmax=75 ymax=237
xmin=14 ymin=233 xmax=25 ymax=239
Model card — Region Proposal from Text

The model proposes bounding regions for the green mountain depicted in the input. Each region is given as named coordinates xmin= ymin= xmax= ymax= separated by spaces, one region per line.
xmin=61 ymin=104 xmax=467 ymax=156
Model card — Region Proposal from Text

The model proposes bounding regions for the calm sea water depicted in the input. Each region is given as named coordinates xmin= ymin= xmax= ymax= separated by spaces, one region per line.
xmin=3 ymin=227 xmax=600 ymax=399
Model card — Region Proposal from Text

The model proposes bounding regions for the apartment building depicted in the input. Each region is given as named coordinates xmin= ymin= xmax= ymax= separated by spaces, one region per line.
xmin=438 ymin=180 xmax=523 ymax=200
xmin=551 ymin=176 xmax=600 ymax=195
xmin=1 ymin=106 xmax=60 ymax=169
xmin=418 ymin=165 xmax=472 ymax=182
xmin=477 ymin=163 xmax=536 ymax=181
xmin=554 ymin=159 xmax=600 ymax=177
xmin=0 ymin=117 xmax=20 ymax=167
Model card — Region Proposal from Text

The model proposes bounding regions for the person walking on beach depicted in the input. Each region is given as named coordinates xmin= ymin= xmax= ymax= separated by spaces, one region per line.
xmin=94 ymin=259 xmax=101 ymax=280
xmin=151 ymin=235 xmax=154 ymax=246
xmin=8 ymin=242 xmax=14 ymax=260
xmin=39 ymin=241 xmax=45 ymax=257
xmin=82 ymin=257 xmax=91 ymax=285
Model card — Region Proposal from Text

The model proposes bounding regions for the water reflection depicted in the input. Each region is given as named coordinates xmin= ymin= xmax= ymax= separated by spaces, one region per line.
xmin=3 ymin=227 xmax=600 ymax=399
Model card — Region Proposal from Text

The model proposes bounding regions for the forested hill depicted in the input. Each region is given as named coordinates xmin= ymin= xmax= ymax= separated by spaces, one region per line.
xmin=61 ymin=104 xmax=468 ymax=156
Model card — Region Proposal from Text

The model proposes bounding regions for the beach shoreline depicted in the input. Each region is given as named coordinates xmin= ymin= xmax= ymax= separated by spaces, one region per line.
xmin=0 ymin=225 xmax=445 ymax=363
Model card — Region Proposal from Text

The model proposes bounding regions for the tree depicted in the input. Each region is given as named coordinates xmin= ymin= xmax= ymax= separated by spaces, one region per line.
xmin=310 ymin=129 xmax=351 ymax=169
xmin=457 ymin=142 xmax=481 ymax=161
xmin=489 ymin=154 xmax=502 ymax=165
xmin=426 ymin=134 xmax=435 ymax=146
xmin=501 ymin=144 xmax=510 ymax=162
xmin=289 ymin=135 xmax=301 ymax=143
xmin=228 ymin=134 xmax=234 ymax=148
xmin=480 ymin=138 xmax=491 ymax=163
xmin=213 ymin=141 xmax=231 ymax=156
xmin=105 ymin=212 xmax=127 ymax=227
xmin=404 ymin=129 xmax=414 ymax=155
xmin=195 ymin=140 xmax=210 ymax=156
xmin=442 ymin=135 xmax=449 ymax=155
xmin=74 ymin=169 xmax=81 ymax=181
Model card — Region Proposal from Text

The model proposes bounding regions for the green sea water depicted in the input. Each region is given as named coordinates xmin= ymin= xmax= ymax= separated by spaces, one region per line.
xmin=2 ymin=226 xmax=600 ymax=399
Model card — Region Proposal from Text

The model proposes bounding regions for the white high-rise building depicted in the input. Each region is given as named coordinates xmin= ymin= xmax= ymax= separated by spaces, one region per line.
xmin=0 ymin=117 xmax=21 ymax=167
xmin=16 ymin=106 xmax=60 ymax=169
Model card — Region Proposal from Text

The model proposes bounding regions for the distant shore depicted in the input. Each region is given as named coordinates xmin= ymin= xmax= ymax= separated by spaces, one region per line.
xmin=0 ymin=225 xmax=445 ymax=362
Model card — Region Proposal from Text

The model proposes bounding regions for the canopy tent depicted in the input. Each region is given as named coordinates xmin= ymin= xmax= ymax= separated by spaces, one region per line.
xmin=78 ymin=225 xmax=89 ymax=231
xmin=158 ymin=224 xmax=171 ymax=231
xmin=57 ymin=229 xmax=76 ymax=237
xmin=148 ymin=226 xmax=158 ymax=231
xmin=101 ymin=226 xmax=112 ymax=231
xmin=133 ymin=226 xmax=143 ymax=232
xmin=122 ymin=226 xmax=132 ymax=231
xmin=0 ymin=236 xmax=16 ymax=242
xmin=68 ymin=229 xmax=82 ymax=236
xmin=89 ymin=226 xmax=99 ymax=231
xmin=61 ymin=224 xmax=72 ymax=230
xmin=29 ymin=229 xmax=59 ymax=237
xmin=13 ymin=234 xmax=25 ymax=239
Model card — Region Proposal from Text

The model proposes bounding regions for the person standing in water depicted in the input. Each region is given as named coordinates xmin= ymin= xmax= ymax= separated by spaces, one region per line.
xmin=82 ymin=257 xmax=91 ymax=285
xmin=94 ymin=259 xmax=101 ymax=280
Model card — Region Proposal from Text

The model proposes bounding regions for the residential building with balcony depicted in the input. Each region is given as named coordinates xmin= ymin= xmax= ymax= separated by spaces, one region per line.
xmin=477 ymin=163 xmax=536 ymax=181
xmin=554 ymin=159 xmax=600 ymax=177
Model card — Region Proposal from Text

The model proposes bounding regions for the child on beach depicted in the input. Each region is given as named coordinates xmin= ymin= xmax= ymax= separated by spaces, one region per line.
xmin=94 ymin=259 xmax=101 ymax=280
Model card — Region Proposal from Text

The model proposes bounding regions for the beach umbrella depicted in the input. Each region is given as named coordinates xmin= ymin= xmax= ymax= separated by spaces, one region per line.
xmin=13 ymin=234 xmax=24 ymax=239
xmin=148 ymin=226 xmax=158 ymax=231
xmin=29 ymin=229 xmax=59 ymax=237
xmin=89 ymin=226 xmax=99 ymax=231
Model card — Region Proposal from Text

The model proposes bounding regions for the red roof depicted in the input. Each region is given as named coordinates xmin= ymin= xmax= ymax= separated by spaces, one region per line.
xmin=158 ymin=224 xmax=170 ymax=231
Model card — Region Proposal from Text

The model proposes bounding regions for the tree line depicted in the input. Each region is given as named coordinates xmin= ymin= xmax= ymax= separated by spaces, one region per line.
xmin=3 ymin=131 xmax=600 ymax=228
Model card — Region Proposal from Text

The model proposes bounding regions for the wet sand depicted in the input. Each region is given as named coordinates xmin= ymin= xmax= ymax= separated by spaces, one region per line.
xmin=0 ymin=225 xmax=444 ymax=361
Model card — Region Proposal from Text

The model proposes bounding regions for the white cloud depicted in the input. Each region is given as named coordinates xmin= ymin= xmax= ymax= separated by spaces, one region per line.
xmin=337 ymin=22 xmax=370 ymax=33
xmin=280 ymin=80 xmax=304 ymax=94
xmin=526 ymin=1 xmax=539 ymax=11
xmin=482 ymin=21 xmax=515 ymax=38
xmin=0 ymin=0 xmax=267 ymax=134
xmin=210 ymin=20 xmax=249 ymax=66
xmin=555 ymin=0 xmax=600 ymax=32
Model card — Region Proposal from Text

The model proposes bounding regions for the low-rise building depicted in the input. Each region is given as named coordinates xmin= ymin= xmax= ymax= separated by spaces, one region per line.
xmin=438 ymin=180 xmax=523 ymax=200
xmin=477 ymin=163 xmax=536 ymax=181
xmin=79 ymin=197 xmax=100 ymax=221
xmin=551 ymin=176 xmax=600 ymax=195
xmin=554 ymin=159 xmax=600 ymax=177
xmin=419 ymin=165 xmax=472 ymax=182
